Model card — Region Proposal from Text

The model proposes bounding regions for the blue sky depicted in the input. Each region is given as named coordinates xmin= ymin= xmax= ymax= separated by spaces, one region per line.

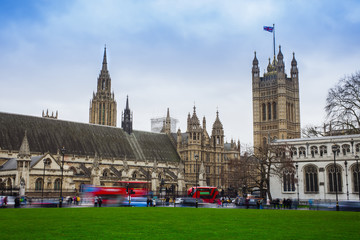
xmin=1 ymin=0 xmax=360 ymax=146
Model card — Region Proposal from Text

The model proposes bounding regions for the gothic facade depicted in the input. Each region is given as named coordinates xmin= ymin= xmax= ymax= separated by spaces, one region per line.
xmin=252 ymin=46 xmax=301 ymax=149
xmin=163 ymin=107 xmax=241 ymax=190
xmin=89 ymin=47 xmax=117 ymax=127
xmin=0 ymin=112 xmax=184 ymax=197
xmin=0 ymin=48 xmax=240 ymax=198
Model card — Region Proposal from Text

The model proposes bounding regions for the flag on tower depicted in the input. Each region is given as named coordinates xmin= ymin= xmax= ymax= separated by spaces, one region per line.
xmin=263 ymin=26 xmax=274 ymax=32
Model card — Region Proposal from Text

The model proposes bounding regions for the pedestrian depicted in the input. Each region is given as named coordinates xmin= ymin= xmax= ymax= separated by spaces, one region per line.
xmin=152 ymin=198 xmax=156 ymax=207
xmin=98 ymin=196 xmax=102 ymax=207
xmin=14 ymin=197 xmax=20 ymax=208
xmin=3 ymin=196 xmax=8 ymax=207
xmin=94 ymin=196 xmax=98 ymax=207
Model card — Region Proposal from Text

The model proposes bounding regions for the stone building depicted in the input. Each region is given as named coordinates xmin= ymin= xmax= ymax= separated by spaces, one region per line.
xmin=0 ymin=111 xmax=183 ymax=197
xmin=0 ymin=48 xmax=239 ymax=197
xmin=252 ymin=46 xmax=301 ymax=149
xmin=162 ymin=107 xmax=241 ymax=190
xmin=270 ymin=135 xmax=360 ymax=201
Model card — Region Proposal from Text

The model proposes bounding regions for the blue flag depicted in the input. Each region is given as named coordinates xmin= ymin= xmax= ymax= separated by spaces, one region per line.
xmin=263 ymin=26 xmax=274 ymax=32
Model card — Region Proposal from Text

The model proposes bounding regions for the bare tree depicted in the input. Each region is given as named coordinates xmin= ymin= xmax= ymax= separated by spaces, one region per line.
xmin=301 ymin=124 xmax=324 ymax=138
xmin=245 ymin=143 xmax=294 ymax=201
xmin=325 ymin=72 xmax=360 ymax=133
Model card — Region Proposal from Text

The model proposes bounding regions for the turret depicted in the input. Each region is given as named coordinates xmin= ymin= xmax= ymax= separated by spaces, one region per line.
xmin=211 ymin=110 xmax=224 ymax=148
xmin=252 ymin=51 xmax=259 ymax=78
xmin=277 ymin=45 xmax=285 ymax=73
xmin=291 ymin=52 xmax=298 ymax=78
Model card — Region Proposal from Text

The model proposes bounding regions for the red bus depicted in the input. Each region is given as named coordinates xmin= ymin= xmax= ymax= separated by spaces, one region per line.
xmin=187 ymin=186 xmax=219 ymax=203
xmin=82 ymin=181 xmax=149 ymax=206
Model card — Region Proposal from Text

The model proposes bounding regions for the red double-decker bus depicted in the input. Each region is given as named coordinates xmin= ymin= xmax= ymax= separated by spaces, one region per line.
xmin=187 ymin=186 xmax=219 ymax=203
xmin=82 ymin=181 xmax=149 ymax=206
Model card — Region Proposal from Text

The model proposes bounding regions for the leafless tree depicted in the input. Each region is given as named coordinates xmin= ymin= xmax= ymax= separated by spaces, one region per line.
xmin=301 ymin=124 xmax=324 ymax=138
xmin=325 ymin=72 xmax=360 ymax=133
xmin=244 ymin=143 xmax=294 ymax=201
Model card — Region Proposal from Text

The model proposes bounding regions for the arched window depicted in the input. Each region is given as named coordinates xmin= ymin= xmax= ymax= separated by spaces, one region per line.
xmin=103 ymin=169 xmax=110 ymax=177
xmin=132 ymin=172 xmax=137 ymax=179
xmin=35 ymin=178 xmax=43 ymax=191
xmin=283 ymin=169 xmax=295 ymax=192
xmin=0 ymin=179 xmax=5 ymax=190
xmin=304 ymin=165 xmax=318 ymax=193
xmin=319 ymin=145 xmax=327 ymax=157
xmin=268 ymin=102 xmax=271 ymax=120
xmin=6 ymin=178 xmax=12 ymax=188
xmin=273 ymin=102 xmax=277 ymax=119
xmin=291 ymin=147 xmax=297 ymax=158
xmin=262 ymin=103 xmax=266 ymax=121
xmin=310 ymin=146 xmax=318 ymax=158
xmin=54 ymin=179 xmax=61 ymax=190
xmin=352 ymin=165 xmax=360 ymax=193
xmin=342 ymin=144 xmax=350 ymax=156
xmin=356 ymin=143 xmax=360 ymax=154
xmin=328 ymin=164 xmax=342 ymax=193
xmin=299 ymin=147 xmax=306 ymax=157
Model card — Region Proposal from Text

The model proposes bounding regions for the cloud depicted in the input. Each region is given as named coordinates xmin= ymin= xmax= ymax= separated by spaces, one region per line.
xmin=1 ymin=0 xmax=360 ymax=145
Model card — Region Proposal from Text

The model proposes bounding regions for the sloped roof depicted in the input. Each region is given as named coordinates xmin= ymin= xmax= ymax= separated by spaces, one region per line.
xmin=0 ymin=155 xmax=43 ymax=171
xmin=0 ymin=112 xmax=180 ymax=162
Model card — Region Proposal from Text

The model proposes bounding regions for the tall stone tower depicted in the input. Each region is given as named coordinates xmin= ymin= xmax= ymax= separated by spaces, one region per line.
xmin=89 ymin=47 xmax=117 ymax=126
xmin=252 ymin=46 xmax=300 ymax=149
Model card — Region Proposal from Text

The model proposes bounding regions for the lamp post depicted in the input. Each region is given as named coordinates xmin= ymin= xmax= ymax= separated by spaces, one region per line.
xmin=356 ymin=155 xmax=360 ymax=200
xmin=41 ymin=159 xmax=47 ymax=206
xmin=195 ymin=154 xmax=199 ymax=208
xmin=296 ymin=162 xmax=299 ymax=204
xmin=59 ymin=146 xmax=66 ymax=208
xmin=344 ymin=160 xmax=349 ymax=200
xmin=332 ymin=145 xmax=339 ymax=211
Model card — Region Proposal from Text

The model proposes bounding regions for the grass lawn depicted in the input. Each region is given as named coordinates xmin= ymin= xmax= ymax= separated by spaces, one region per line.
xmin=1 ymin=207 xmax=359 ymax=239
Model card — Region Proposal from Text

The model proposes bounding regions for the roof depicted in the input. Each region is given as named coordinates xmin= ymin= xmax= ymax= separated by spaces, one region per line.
xmin=273 ymin=134 xmax=360 ymax=144
xmin=0 ymin=112 xmax=180 ymax=162
xmin=0 ymin=155 xmax=44 ymax=171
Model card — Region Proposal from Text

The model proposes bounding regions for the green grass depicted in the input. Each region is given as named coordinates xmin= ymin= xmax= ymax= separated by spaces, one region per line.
xmin=0 ymin=207 xmax=359 ymax=239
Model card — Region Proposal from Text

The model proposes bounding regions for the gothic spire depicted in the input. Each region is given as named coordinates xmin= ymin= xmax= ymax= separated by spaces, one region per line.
xmin=122 ymin=95 xmax=133 ymax=134
xmin=18 ymin=131 xmax=31 ymax=158
xmin=102 ymin=45 xmax=108 ymax=71
xmin=126 ymin=95 xmax=129 ymax=110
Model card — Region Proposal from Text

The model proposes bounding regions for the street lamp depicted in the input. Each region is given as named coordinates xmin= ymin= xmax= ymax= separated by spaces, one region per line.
xmin=195 ymin=154 xmax=199 ymax=208
xmin=296 ymin=162 xmax=299 ymax=204
xmin=42 ymin=159 xmax=47 ymax=207
xmin=344 ymin=160 xmax=349 ymax=200
xmin=355 ymin=155 xmax=360 ymax=200
xmin=332 ymin=144 xmax=339 ymax=211
xmin=59 ymin=146 xmax=66 ymax=208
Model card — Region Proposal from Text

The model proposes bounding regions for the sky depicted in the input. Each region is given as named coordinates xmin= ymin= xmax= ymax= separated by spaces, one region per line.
xmin=0 ymin=0 xmax=360 ymax=147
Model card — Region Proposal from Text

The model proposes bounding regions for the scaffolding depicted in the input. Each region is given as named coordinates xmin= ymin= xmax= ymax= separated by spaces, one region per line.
xmin=151 ymin=117 xmax=178 ymax=133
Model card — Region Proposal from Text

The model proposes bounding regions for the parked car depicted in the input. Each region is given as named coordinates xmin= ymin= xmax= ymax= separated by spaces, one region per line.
xmin=175 ymin=197 xmax=204 ymax=207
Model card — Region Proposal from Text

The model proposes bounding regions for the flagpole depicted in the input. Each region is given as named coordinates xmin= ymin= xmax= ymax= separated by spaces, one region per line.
xmin=273 ymin=23 xmax=275 ymax=58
